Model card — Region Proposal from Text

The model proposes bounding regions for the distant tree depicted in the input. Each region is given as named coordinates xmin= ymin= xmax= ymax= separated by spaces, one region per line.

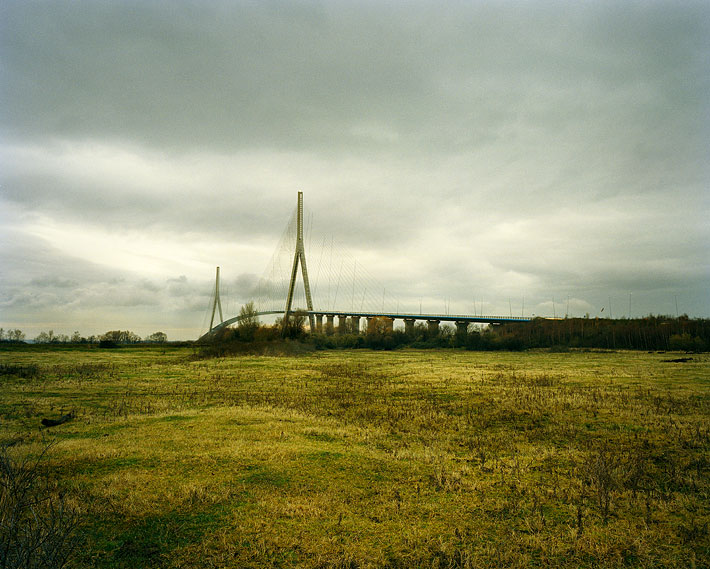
xmin=0 ymin=328 xmax=4 ymax=341
xmin=101 ymin=331 xmax=120 ymax=343
xmin=669 ymin=333 xmax=705 ymax=352
xmin=4 ymin=329 xmax=25 ymax=342
xmin=145 ymin=331 xmax=167 ymax=343
xmin=440 ymin=324 xmax=455 ymax=339
xmin=412 ymin=322 xmax=428 ymax=340
xmin=71 ymin=331 xmax=82 ymax=343
xmin=362 ymin=317 xmax=397 ymax=349
xmin=101 ymin=330 xmax=141 ymax=344
xmin=34 ymin=331 xmax=54 ymax=344
xmin=279 ymin=310 xmax=306 ymax=339
xmin=366 ymin=316 xmax=393 ymax=336
xmin=237 ymin=302 xmax=260 ymax=341
xmin=253 ymin=325 xmax=280 ymax=342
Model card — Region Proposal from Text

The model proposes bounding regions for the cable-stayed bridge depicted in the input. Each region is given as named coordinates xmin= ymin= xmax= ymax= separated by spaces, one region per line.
xmin=199 ymin=192 xmax=531 ymax=340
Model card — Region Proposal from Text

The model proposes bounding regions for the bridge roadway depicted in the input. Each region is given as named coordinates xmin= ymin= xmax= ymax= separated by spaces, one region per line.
xmin=200 ymin=310 xmax=531 ymax=341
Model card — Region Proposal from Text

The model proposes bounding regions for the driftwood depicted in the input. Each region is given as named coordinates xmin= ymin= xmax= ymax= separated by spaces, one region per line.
xmin=41 ymin=413 xmax=74 ymax=428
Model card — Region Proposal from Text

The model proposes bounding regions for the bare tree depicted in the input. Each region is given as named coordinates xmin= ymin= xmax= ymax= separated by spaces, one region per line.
xmin=238 ymin=302 xmax=260 ymax=341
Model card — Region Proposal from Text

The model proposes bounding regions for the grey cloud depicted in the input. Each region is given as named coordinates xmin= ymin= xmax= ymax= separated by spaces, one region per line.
xmin=0 ymin=229 xmax=215 ymax=335
xmin=0 ymin=228 xmax=118 ymax=286
xmin=229 ymin=273 xmax=259 ymax=298
xmin=139 ymin=279 xmax=162 ymax=293
xmin=29 ymin=276 xmax=79 ymax=288
xmin=2 ymin=0 xmax=707 ymax=239
xmin=1 ymin=0 xmax=708 ymax=336
xmin=2 ymin=1 xmax=707 ymax=155
xmin=167 ymin=275 xmax=191 ymax=297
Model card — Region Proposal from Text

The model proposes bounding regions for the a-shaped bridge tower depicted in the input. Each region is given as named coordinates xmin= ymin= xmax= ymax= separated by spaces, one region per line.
xmin=283 ymin=191 xmax=315 ymax=333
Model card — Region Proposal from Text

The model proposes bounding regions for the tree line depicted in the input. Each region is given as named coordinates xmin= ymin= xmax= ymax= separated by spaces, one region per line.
xmin=0 ymin=328 xmax=25 ymax=342
xmin=6 ymin=312 xmax=707 ymax=353
xmin=201 ymin=306 xmax=710 ymax=354
xmin=0 ymin=328 xmax=167 ymax=345
xmin=491 ymin=315 xmax=709 ymax=352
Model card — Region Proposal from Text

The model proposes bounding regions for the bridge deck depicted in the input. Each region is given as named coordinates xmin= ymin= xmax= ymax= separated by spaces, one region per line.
xmin=307 ymin=310 xmax=531 ymax=323
xmin=199 ymin=310 xmax=531 ymax=341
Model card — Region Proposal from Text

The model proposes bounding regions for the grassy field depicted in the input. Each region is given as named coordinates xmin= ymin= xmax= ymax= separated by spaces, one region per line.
xmin=1 ymin=345 xmax=709 ymax=568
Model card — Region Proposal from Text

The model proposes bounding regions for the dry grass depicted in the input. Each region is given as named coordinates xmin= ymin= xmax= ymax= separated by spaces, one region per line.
xmin=0 ymin=345 xmax=708 ymax=568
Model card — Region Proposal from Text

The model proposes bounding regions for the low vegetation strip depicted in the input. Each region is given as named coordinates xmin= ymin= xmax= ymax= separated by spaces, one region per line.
xmin=198 ymin=312 xmax=710 ymax=353
xmin=0 ymin=346 xmax=708 ymax=568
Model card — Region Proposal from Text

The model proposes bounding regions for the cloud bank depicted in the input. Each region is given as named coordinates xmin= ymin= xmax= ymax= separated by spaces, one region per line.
xmin=1 ymin=1 xmax=708 ymax=338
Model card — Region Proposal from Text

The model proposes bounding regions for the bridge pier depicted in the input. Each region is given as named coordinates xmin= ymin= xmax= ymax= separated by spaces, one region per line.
xmin=351 ymin=316 xmax=360 ymax=334
xmin=326 ymin=314 xmax=335 ymax=335
xmin=385 ymin=318 xmax=394 ymax=333
xmin=315 ymin=314 xmax=323 ymax=334
xmin=455 ymin=321 xmax=469 ymax=335
xmin=404 ymin=318 xmax=416 ymax=336
xmin=338 ymin=315 xmax=348 ymax=335
xmin=427 ymin=320 xmax=440 ymax=335
xmin=366 ymin=317 xmax=374 ymax=333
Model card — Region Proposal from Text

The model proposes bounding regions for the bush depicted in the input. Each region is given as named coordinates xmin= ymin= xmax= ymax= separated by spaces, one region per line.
xmin=311 ymin=334 xmax=335 ymax=350
xmin=0 ymin=444 xmax=79 ymax=569
xmin=253 ymin=326 xmax=280 ymax=342
xmin=0 ymin=364 xmax=40 ymax=379
xmin=279 ymin=311 xmax=307 ymax=340
xmin=669 ymin=333 xmax=706 ymax=352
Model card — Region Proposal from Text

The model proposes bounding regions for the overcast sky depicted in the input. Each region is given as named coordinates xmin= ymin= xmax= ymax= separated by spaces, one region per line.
xmin=1 ymin=0 xmax=708 ymax=340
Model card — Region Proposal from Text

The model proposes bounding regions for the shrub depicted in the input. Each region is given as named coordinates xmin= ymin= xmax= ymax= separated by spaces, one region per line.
xmin=0 ymin=444 xmax=79 ymax=569
xmin=669 ymin=333 xmax=706 ymax=352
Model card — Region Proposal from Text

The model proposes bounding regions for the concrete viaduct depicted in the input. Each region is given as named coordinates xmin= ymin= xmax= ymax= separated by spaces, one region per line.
xmin=308 ymin=311 xmax=530 ymax=335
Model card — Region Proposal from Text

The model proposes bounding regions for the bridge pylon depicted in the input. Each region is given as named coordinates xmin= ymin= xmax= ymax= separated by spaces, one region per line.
xmin=209 ymin=266 xmax=224 ymax=332
xmin=283 ymin=191 xmax=315 ymax=333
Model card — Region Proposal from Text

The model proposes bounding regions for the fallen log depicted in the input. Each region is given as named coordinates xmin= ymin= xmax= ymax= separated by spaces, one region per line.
xmin=41 ymin=413 xmax=74 ymax=428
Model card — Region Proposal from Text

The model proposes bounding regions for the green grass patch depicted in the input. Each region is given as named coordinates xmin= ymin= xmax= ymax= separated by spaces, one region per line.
xmin=160 ymin=414 xmax=193 ymax=422
xmin=302 ymin=429 xmax=340 ymax=443
xmin=0 ymin=346 xmax=708 ymax=568
xmin=81 ymin=505 xmax=228 ymax=568
xmin=240 ymin=464 xmax=290 ymax=488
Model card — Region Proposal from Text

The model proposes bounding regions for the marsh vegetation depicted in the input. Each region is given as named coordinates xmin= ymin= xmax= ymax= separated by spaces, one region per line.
xmin=1 ymin=346 xmax=708 ymax=567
